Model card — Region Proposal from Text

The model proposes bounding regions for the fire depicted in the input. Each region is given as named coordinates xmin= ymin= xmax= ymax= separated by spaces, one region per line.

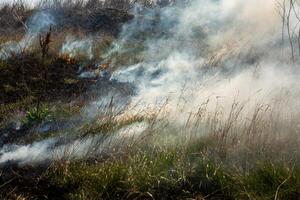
xmin=59 ymin=53 xmax=76 ymax=65
xmin=99 ymin=63 xmax=110 ymax=70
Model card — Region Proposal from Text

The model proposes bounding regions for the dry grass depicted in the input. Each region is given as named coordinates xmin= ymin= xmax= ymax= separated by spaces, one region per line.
xmin=1 ymin=97 xmax=300 ymax=199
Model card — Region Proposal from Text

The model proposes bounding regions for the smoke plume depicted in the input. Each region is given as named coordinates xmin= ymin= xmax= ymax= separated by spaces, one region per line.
xmin=2 ymin=0 xmax=300 ymax=165
xmin=108 ymin=0 xmax=300 ymax=119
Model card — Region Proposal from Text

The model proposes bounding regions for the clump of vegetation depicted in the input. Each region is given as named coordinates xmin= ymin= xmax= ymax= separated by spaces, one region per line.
xmin=22 ymin=105 xmax=51 ymax=126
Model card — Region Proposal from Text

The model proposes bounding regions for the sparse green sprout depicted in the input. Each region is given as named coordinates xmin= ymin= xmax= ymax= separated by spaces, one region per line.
xmin=23 ymin=105 xmax=51 ymax=125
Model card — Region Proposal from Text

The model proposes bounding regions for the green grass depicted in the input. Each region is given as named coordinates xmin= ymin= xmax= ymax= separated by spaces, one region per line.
xmin=3 ymin=148 xmax=300 ymax=199
xmin=36 ymin=137 xmax=299 ymax=200
xmin=1 ymin=100 xmax=300 ymax=199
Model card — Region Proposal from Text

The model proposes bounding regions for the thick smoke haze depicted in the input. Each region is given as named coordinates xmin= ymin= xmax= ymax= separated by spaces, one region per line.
xmin=109 ymin=0 xmax=300 ymax=119
xmin=1 ymin=0 xmax=300 ymax=165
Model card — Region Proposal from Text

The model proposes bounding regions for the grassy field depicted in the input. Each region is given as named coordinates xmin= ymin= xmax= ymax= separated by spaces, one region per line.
xmin=1 ymin=0 xmax=300 ymax=200
xmin=1 ymin=96 xmax=300 ymax=199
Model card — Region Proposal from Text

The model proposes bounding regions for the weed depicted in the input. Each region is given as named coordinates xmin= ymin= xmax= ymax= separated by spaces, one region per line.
xmin=22 ymin=105 xmax=51 ymax=125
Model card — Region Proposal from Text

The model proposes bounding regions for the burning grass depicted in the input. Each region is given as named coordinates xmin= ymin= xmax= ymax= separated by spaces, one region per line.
xmin=2 ymin=0 xmax=300 ymax=199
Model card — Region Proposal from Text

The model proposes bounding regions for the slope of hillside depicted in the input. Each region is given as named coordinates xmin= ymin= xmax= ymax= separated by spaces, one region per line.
xmin=1 ymin=0 xmax=300 ymax=199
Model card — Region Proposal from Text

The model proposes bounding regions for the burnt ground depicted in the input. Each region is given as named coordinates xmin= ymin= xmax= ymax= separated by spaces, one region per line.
xmin=0 ymin=6 xmax=134 ymax=36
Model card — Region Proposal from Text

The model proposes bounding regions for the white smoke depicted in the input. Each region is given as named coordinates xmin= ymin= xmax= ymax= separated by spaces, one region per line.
xmin=108 ymin=0 xmax=300 ymax=120
xmin=0 ymin=10 xmax=56 ymax=59
xmin=0 ymin=138 xmax=57 ymax=164
xmin=2 ymin=0 xmax=300 ymax=165
xmin=60 ymin=36 xmax=94 ymax=59
xmin=0 ymin=122 xmax=148 ymax=165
